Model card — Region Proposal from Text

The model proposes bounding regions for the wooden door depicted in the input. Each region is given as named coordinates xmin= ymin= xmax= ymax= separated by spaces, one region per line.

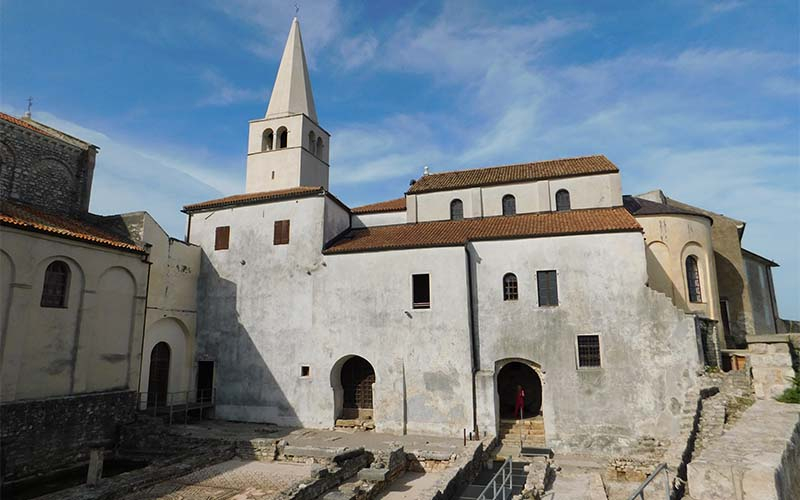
xmin=147 ymin=342 xmax=170 ymax=407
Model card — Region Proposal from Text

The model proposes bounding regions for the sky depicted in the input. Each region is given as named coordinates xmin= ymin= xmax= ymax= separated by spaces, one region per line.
xmin=1 ymin=0 xmax=798 ymax=317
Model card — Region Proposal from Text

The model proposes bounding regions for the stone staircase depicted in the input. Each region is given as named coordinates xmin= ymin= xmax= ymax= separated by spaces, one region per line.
xmin=499 ymin=416 xmax=546 ymax=449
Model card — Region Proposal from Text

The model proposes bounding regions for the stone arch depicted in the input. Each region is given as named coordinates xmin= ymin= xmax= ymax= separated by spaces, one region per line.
xmin=139 ymin=317 xmax=193 ymax=408
xmin=262 ymin=128 xmax=274 ymax=151
xmin=0 ymin=250 xmax=15 ymax=357
xmin=330 ymin=354 xmax=376 ymax=424
xmin=86 ymin=266 xmax=137 ymax=391
xmin=495 ymin=358 xmax=543 ymax=419
xmin=276 ymin=126 xmax=288 ymax=149
xmin=33 ymin=255 xmax=85 ymax=304
xmin=20 ymin=157 xmax=77 ymax=203
xmin=645 ymin=240 xmax=674 ymax=300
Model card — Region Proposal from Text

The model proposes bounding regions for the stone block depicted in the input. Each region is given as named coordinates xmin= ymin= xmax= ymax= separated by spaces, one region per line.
xmin=357 ymin=468 xmax=390 ymax=482
xmin=283 ymin=445 xmax=344 ymax=459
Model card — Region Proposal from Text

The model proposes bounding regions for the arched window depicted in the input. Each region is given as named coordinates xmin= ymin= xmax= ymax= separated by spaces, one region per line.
xmin=686 ymin=255 xmax=702 ymax=303
xmin=316 ymin=137 xmax=324 ymax=159
xmin=277 ymin=127 xmax=288 ymax=149
xmin=41 ymin=260 xmax=70 ymax=308
xmin=503 ymin=273 xmax=518 ymax=301
xmin=308 ymin=131 xmax=316 ymax=154
xmin=555 ymin=189 xmax=571 ymax=211
xmin=262 ymin=129 xmax=274 ymax=151
xmin=450 ymin=199 xmax=464 ymax=220
xmin=502 ymin=194 xmax=516 ymax=216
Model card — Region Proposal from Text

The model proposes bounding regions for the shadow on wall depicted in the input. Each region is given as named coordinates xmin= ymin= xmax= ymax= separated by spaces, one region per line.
xmin=196 ymin=253 xmax=298 ymax=424
xmin=714 ymin=252 xmax=747 ymax=348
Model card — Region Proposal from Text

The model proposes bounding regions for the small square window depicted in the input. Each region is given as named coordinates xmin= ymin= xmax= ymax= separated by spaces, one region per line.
xmin=300 ymin=365 xmax=310 ymax=377
xmin=274 ymin=220 xmax=290 ymax=245
xmin=577 ymin=335 xmax=601 ymax=368
xmin=215 ymin=226 xmax=230 ymax=250
xmin=412 ymin=274 xmax=430 ymax=309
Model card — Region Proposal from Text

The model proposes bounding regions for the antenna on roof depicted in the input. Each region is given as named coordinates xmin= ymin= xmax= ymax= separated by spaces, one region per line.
xmin=24 ymin=97 xmax=33 ymax=118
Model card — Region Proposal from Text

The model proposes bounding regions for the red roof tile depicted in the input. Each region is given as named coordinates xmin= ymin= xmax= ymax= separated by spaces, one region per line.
xmin=0 ymin=112 xmax=57 ymax=139
xmin=325 ymin=207 xmax=640 ymax=254
xmin=351 ymin=197 xmax=406 ymax=214
xmin=407 ymin=155 xmax=618 ymax=194
xmin=0 ymin=201 xmax=144 ymax=253
xmin=183 ymin=186 xmax=325 ymax=212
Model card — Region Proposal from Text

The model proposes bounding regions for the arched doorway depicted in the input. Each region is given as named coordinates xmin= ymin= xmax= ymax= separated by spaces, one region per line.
xmin=147 ymin=342 xmax=171 ymax=407
xmin=497 ymin=361 xmax=542 ymax=419
xmin=340 ymin=356 xmax=375 ymax=419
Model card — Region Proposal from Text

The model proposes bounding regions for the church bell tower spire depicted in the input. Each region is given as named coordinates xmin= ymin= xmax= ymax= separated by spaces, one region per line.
xmin=245 ymin=18 xmax=330 ymax=193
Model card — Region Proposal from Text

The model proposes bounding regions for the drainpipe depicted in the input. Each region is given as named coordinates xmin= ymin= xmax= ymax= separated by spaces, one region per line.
xmin=136 ymin=247 xmax=153 ymax=407
xmin=464 ymin=244 xmax=479 ymax=436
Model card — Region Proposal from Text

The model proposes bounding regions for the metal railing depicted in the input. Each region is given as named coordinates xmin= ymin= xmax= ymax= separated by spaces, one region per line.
xmin=476 ymin=457 xmax=514 ymax=500
xmin=137 ymin=388 xmax=215 ymax=425
xmin=627 ymin=463 xmax=670 ymax=500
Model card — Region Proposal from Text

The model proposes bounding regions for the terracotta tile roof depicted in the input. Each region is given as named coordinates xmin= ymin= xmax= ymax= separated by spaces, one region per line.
xmin=183 ymin=186 xmax=325 ymax=212
xmin=0 ymin=112 xmax=57 ymax=138
xmin=351 ymin=197 xmax=406 ymax=214
xmin=623 ymin=196 xmax=713 ymax=224
xmin=407 ymin=155 xmax=619 ymax=194
xmin=325 ymin=207 xmax=640 ymax=254
xmin=0 ymin=200 xmax=144 ymax=253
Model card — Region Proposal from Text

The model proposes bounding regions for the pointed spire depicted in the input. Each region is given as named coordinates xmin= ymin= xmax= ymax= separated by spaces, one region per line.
xmin=265 ymin=18 xmax=318 ymax=123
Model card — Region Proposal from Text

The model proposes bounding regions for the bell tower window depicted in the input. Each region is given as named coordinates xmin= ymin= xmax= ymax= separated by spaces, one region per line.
xmin=262 ymin=129 xmax=274 ymax=151
xmin=277 ymin=127 xmax=288 ymax=149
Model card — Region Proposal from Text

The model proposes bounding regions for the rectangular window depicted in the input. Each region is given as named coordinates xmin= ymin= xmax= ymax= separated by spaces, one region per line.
xmin=537 ymin=270 xmax=558 ymax=306
xmin=300 ymin=365 xmax=310 ymax=377
xmin=577 ymin=335 xmax=601 ymax=368
xmin=412 ymin=273 xmax=431 ymax=309
xmin=215 ymin=226 xmax=230 ymax=250
xmin=273 ymin=220 xmax=290 ymax=245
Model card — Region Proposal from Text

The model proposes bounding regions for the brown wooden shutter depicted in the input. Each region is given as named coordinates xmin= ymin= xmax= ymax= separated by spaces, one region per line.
xmin=274 ymin=220 xmax=290 ymax=245
xmin=215 ymin=226 xmax=230 ymax=250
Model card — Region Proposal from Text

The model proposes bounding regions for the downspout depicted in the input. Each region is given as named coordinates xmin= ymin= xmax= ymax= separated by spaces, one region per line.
xmin=465 ymin=244 xmax=478 ymax=435
xmin=136 ymin=248 xmax=153 ymax=403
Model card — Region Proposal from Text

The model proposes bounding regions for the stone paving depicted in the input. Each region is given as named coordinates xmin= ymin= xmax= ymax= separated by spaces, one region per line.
xmin=121 ymin=459 xmax=315 ymax=500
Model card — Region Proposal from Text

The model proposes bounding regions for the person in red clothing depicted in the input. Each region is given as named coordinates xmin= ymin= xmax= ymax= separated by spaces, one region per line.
xmin=513 ymin=384 xmax=525 ymax=419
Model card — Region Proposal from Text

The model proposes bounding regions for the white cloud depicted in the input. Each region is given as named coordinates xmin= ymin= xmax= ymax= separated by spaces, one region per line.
xmin=196 ymin=68 xmax=267 ymax=107
xmin=12 ymin=109 xmax=243 ymax=238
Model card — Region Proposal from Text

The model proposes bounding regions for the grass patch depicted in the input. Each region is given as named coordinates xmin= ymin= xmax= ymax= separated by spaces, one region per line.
xmin=776 ymin=375 xmax=800 ymax=404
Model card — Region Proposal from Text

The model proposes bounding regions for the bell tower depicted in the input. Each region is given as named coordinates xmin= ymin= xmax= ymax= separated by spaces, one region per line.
xmin=245 ymin=18 xmax=330 ymax=193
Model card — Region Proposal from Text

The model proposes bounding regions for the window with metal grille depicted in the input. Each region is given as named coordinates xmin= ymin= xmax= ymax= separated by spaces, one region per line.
xmin=686 ymin=255 xmax=702 ymax=303
xmin=412 ymin=273 xmax=430 ymax=309
xmin=502 ymin=195 xmax=516 ymax=216
xmin=536 ymin=270 xmax=558 ymax=306
xmin=503 ymin=273 xmax=518 ymax=300
xmin=41 ymin=260 xmax=70 ymax=308
xmin=555 ymin=189 xmax=571 ymax=211
xmin=577 ymin=335 xmax=601 ymax=368
xmin=273 ymin=220 xmax=290 ymax=245
xmin=215 ymin=226 xmax=230 ymax=250
xmin=450 ymin=199 xmax=463 ymax=220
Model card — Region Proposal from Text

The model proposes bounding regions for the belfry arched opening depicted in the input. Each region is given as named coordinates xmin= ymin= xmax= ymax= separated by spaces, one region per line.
xmin=497 ymin=361 xmax=542 ymax=419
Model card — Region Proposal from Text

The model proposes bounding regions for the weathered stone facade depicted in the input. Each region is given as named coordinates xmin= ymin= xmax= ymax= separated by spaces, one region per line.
xmin=0 ymin=390 xmax=137 ymax=482
xmin=0 ymin=114 xmax=96 ymax=214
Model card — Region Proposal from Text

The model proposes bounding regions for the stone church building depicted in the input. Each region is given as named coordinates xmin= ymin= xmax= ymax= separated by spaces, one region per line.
xmin=180 ymin=18 xmax=791 ymax=451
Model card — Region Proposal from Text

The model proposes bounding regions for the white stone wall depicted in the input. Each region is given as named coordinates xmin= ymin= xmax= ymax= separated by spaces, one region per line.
xmin=351 ymin=211 xmax=406 ymax=228
xmin=471 ymin=232 xmax=700 ymax=450
xmin=749 ymin=340 xmax=795 ymax=399
xmin=0 ymin=228 xmax=148 ymax=402
xmin=407 ymin=173 xmax=622 ymax=223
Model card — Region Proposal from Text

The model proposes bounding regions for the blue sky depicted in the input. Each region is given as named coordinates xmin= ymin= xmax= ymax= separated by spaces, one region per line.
xmin=2 ymin=0 xmax=798 ymax=317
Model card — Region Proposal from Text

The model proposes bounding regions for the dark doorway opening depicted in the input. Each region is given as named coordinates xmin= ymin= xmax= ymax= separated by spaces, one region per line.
xmin=340 ymin=356 xmax=375 ymax=419
xmin=197 ymin=360 xmax=214 ymax=403
xmin=147 ymin=342 xmax=170 ymax=407
xmin=497 ymin=362 xmax=542 ymax=419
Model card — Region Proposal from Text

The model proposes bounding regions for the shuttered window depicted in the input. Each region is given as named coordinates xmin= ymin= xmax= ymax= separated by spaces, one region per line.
xmin=274 ymin=220 xmax=290 ymax=245
xmin=215 ymin=226 xmax=230 ymax=250
xmin=536 ymin=270 xmax=558 ymax=306
xmin=577 ymin=335 xmax=601 ymax=368
xmin=412 ymin=274 xmax=431 ymax=309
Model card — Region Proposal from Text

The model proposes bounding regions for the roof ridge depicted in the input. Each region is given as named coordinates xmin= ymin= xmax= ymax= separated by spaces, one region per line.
xmin=421 ymin=154 xmax=608 ymax=178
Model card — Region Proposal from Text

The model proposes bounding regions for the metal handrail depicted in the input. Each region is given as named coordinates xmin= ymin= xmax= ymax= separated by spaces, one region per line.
xmin=137 ymin=388 xmax=216 ymax=424
xmin=626 ymin=463 xmax=670 ymax=500
xmin=477 ymin=457 xmax=514 ymax=500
